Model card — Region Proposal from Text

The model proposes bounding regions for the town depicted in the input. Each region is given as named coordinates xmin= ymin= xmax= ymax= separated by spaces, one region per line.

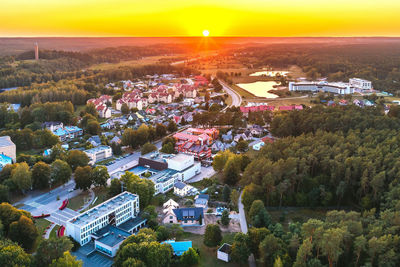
xmin=0 ymin=28 xmax=400 ymax=267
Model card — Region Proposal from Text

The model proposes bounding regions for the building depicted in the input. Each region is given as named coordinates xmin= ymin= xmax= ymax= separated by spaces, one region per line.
xmin=217 ymin=243 xmax=232 ymax=262
xmin=92 ymin=225 xmax=131 ymax=257
xmin=163 ymin=199 xmax=179 ymax=212
xmin=194 ymin=194 xmax=209 ymax=209
xmin=174 ymin=182 xmax=195 ymax=197
xmin=66 ymin=192 xmax=143 ymax=247
xmin=252 ymin=141 xmax=265 ymax=151
xmin=0 ymin=136 xmax=16 ymax=162
xmin=167 ymin=207 xmax=204 ymax=226
xmin=289 ymin=81 xmax=354 ymax=95
xmin=84 ymin=145 xmax=113 ymax=165
xmin=349 ymin=78 xmax=372 ymax=91
xmin=126 ymin=152 xmax=201 ymax=195
xmin=162 ymin=240 xmax=192 ymax=256
xmin=43 ymin=122 xmax=83 ymax=141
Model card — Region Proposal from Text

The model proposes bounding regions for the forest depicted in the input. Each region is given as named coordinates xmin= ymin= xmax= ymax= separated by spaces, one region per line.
xmin=219 ymin=106 xmax=400 ymax=267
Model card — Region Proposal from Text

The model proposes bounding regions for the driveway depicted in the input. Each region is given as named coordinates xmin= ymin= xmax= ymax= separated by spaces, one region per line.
xmin=186 ymin=166 xmax=215 ymax=183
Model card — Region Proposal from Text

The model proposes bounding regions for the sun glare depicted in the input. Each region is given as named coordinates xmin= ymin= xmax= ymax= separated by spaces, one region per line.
xmin=202 ymin=30 xmax=209 ymax=37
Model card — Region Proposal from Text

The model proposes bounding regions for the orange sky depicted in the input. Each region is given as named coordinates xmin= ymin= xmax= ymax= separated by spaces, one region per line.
xmin=1 ymin=0 xmax=400 ymax=37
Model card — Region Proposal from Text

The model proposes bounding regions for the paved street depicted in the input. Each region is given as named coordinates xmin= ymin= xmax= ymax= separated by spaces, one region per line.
xmin=186 ymin=166 xmax=215 ymax=183
xmin=219 ymin=79 xmax=242 ymax=108
xmin=239 ymin=190 xmax=256 ymax=267
xmin=17 ymin=180 xmax=81 ymax=216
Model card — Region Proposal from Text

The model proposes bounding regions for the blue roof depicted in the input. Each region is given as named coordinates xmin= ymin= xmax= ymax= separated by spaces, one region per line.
xmin=93 ymin=225 xmax=131 ymax=247
xmin=197 ymin=194 xmax=209 ymax=200
xmin=174 ymin=181 xmax=187 ymax=190
xmin=173 ymin=207 xmax=204 ymax=221
xmin=162 ymin=240 xmax=192 ymax=256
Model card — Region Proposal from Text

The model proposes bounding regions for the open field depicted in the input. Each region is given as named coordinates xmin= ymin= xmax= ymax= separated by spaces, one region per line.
xmin=179 ymin=232 xmax=245 ymax=267
xmin=89 ymin=55 xmax=183 ymax=70
xmin=67 ymin=191 xmax=90 ymax=211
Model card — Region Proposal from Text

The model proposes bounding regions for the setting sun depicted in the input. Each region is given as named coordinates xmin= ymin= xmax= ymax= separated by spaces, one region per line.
xmin=203 ymin=30 xmax=210 ymax=37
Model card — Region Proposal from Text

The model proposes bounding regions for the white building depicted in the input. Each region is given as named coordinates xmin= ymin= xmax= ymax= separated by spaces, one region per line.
xmin=84 ymin=145 xmax=113 ymax=165
xmin=349 ymin=78 xmax=372 ymax=91
xmin=289 ymin=81 xmax=354 ymax=95
xmin=0 ymin=136 xmax=16 ymax=162
xmin=217 ymin=243 xmax=232 ymax=262
xmin=165 ymin=153 xmax=201 ymax=182
xmin=174 ymin=182 xmax=194 ymax=197
xmin=66 ymin=192 xmax=141 ymax=246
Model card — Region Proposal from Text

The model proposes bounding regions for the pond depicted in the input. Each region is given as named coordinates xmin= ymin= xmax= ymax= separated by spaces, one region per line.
xmin=236 ymin=81 xmax=280 ymax=98
xmin=249 ymin=70 xmax=289 ymax=77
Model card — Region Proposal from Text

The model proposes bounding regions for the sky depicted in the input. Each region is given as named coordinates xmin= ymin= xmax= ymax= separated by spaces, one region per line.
xmin=1 ymin=0 xmax=400 ymax=37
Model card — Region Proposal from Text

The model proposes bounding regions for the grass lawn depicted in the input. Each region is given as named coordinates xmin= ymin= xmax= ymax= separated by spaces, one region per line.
xmin=50 ymin=225 xmax=60 ymax=239
xmin=82 ymin=187 xmax=109 ymax=212
xmin=179 ymin=232 xmax=246 ymax=267
xmin=96 ymin=157 xmax=116 ymax=166
xmin=34 ymin=218 xmax=51 ymax=237
xmin=67 ymin=191 xmax=90 ymax=211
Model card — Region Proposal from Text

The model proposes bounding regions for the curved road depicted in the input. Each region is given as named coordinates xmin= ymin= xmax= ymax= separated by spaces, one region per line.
xmin=219 ymin=79 xmax=242 ymax=108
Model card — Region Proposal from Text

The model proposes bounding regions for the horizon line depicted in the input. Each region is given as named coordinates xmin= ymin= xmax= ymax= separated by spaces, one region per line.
xmin=1 ymin=35 xmax=400 ymax=38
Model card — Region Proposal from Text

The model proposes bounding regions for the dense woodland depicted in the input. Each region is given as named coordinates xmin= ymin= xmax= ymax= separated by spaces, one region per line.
xmin=213 ymin=106 xmax=400 ymax=267
xmin=236 ymin=43 xmax=400 ymax=95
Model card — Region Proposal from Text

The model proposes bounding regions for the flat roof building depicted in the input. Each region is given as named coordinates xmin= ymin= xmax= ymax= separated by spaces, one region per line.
xmin=66 ymin=191 xmax=141 ymax=246
xmin=84 ymin=145 xmax=113 ymax=165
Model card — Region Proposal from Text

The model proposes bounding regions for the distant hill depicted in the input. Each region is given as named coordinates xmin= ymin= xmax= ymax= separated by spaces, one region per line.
xmin=1 ymin=37 xmax=400 ymax=56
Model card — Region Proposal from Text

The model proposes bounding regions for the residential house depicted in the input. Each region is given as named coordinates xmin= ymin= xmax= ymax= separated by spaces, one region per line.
xmin=88 ymin=136 xmax=102 ymax=147
xmin=252 ymin=141 xmax=265 ymax=151
xmin=174 ymin=182 xmax=194 ymax=197
xmin=194 ymin=194 xmax=209 ymax=209
xmin=169 ymin=207 xmax=204 ymax=226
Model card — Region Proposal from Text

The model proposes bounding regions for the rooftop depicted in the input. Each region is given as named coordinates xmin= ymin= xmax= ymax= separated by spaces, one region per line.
xmin=174 ymin=181 xmax=187 ymax=190
xmin=84 ymin=145 xmax=111 ymax=154
xmin=68 ymin=191 xmax=138 ymax=227
xmin=117 ymin=216 xmax=147 ymax=232
xmin=0 ymin=136 xmax=14 ymax=147
xmin=173 ymin=207 xmax=204 ymax=221
xmin=94 ymin=225 xmax=131 ymax=248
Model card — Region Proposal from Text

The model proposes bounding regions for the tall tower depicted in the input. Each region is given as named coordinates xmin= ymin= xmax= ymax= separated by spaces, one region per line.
xmin=34 ymin=42 xmax=39 ymax=60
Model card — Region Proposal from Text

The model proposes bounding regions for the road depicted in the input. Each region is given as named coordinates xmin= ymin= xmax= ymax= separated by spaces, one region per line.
xmin=16 ymin=179 xmax=80 ymax=216
xmin=239 ymin=190 xmax=256 ymax=267
xmin=219 ymin=79 xmax=242 ymax=108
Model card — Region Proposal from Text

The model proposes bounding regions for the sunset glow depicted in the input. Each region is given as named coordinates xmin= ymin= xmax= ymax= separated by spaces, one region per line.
xmin=1 ymin=0 xmax=400 ymax=37
xmin=203 ymin=30 xmax=210 ymax=37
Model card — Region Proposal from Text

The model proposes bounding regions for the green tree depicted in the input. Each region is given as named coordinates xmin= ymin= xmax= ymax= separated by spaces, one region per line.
xmin=160 ymin=143 xmax=174 ymax=154
xmin=87 ymin=120 xmax=101 ymax=135
xmin=66 ymin=150 xmax=89 ymax=170
xmin=230 ymin=189 xmax=240 ymax=207
xmin=141 ymin=142 xmax=157 ymax=155
xmin=248 ymin=227 xmax=270 ymax=258
xmin=223 ymin=157 xmax=240 ymax=185
xmin=231 ymin=232 xmax=251 ymax=264
xmin=32 ymin=161 xmax=51 ymax=189
xmin=0 ymin=184 xmax=9 ymax=203
xmin=203 ymin=224 xmax=222 ymax=247
xmin=221 ymin=209 xmax=230 ymax=226
xmin=85 ymin=103 xmax=99 ymax=117
xmin=11 ymin=162 xmax=32 ymax=192
xmin=167 ymin=120 xmax=177 ymax=133
xmin=249 ymin=200 xmax=271 ymax=228
xmin=90 ymin=165 xmax=109 ymax=187
xmin=51 ymin=159 xmax=72 ymax=185
xmin=274 ymin=256 xmax=284 ymax=267
xmin=121 ymin=103 xmax=129 ymax=115
xmin=320 ymin=228 xmax=345 ymax=267
xmin=180 ymin=247 xmax=200 ymax=266
xmin=49 ymin=251 xmax=82 ymax=267
xmin=108 ymin=178 xmax=122 ymax=197
xmin=259 ymin=234 xmax=284 ymax=266
xmin=237 ymin=140 xmax=248 ymax=152
xmin=222 ymin=185 xmax=231 ymax=202
xmin=0 ymin=239 xmax=31 ymax=266
xmin=121 ymin=172 xmax=155 ymax=209
xmin=212 ymin=151 xmax=233 ymax=172
xmin=142 ymin=205 xmax=158 ymax=229
xmin=155 ymin=123 xmax=167 ymax=138
xmin=9 ymin=215 xmax=38 ymax=251
xmin=35 ymin=237 xmax=73 ymax=267
xmin=74 ymin=166 xmax=93 ymax=191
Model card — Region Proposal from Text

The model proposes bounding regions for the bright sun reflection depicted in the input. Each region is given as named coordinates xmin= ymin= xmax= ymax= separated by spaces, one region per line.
xmin=202 ymin=30 xmax=209 ymax=37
